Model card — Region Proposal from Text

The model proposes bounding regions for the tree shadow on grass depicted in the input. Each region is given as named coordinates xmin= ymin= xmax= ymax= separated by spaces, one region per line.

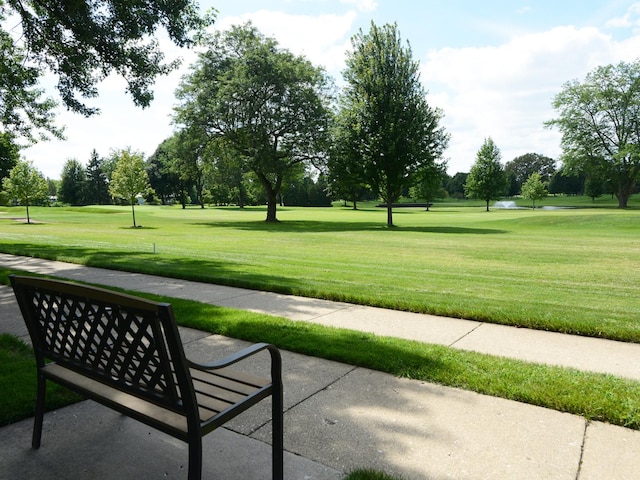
xmin=0 ymin=243 xmax=303 ymax=295
xmin=191 ymin=220 xmax=508 ymax=235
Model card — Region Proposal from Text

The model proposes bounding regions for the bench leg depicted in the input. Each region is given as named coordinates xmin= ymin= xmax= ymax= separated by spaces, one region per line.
xmin=187 ymin=436 xmax=202 ymax=480
xmin=32 ymin=373 xmax=46 ymax=449
xmin=272 ymin=385 xmax=284 ymax=480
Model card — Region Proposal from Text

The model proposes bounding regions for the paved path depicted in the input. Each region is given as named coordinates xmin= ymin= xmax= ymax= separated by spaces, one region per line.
xmin=1 ymin=253 xmax=640 ymax=479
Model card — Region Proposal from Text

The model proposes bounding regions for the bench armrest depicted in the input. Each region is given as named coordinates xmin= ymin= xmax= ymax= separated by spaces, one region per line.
xmin=188 ymin=342 xmax=281 ymax=372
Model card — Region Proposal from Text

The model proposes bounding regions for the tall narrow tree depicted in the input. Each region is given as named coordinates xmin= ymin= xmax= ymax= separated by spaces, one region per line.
xmin=85 ymin=150 xmax=111 ymax=205
xmin=338 ymin=21 xmax=449 ymax=227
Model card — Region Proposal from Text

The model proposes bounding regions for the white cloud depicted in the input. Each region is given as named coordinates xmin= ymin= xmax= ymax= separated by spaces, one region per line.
xmin=605 ymin=2 xmax=640 ymax=28
xmin=215 ymin=10 xmax=357 ymax=75
xmin=340 ymin=0 xmax=377 ymax=13
xmin=421 ymin=25 xmax=637 ymax=173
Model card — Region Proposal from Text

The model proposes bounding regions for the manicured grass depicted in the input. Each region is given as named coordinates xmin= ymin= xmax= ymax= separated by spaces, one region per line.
xmin=1 ymin=199 xmax=639 ymax=342
xmin=343 ymin=469 xmax=404 ymax=480
xmin=0 ymin=334 xmax=82 ymax=426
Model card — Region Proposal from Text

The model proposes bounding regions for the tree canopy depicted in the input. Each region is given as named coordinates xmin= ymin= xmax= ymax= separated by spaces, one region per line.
xmin=174 ymin=23 xmax=332 ymax=222
xmin=546 ymin=60 xmax=640 ymax=208
xmin=465 ymin=137 xmax=507 ymax=211
xmin=505 ymin=153 xmax=556 ymax=195
xmin=1 ymin=0 xmax=212 ymax=142
xmin=338 ymin=21 xmax=449 ymax=226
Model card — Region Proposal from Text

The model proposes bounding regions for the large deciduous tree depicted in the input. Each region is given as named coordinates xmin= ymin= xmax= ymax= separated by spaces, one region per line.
xmin=174 ymin=23 xmax=332 ymax=222
xmin=110 ymin=148 xmax=150 ymax=227
xmin=1 ymin=0 xmax=211 ymax=142
xmin=465 ymin=137 xmax=507 ymax=211
xmin=546 ymin=60 xmax=640 ymax=208
xmin=504 ymin=153 xmax=556 ymax=195
xmin=2 ymin=159 xmax=48 ymax=223
xmin=0 ymin=133 xmax=20 ymax=182
xmin=338 ymin=21 xmax=449 ymax=227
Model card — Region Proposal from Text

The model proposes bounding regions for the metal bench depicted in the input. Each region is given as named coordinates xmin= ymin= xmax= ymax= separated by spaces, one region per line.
xmin=10 ymin=274 xmax=283 ymax=479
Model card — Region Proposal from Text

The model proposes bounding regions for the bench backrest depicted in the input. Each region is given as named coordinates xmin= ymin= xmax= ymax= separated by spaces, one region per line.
xmin=10 ymin=275 xmax=195 ymax=414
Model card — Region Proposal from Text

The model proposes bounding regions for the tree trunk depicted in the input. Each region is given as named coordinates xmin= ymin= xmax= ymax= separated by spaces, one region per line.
xmin=486 ymin=200 xmax=490 ymax=212
xmin=257 ymin=172 xmax=281 ymax=222
xmin=131 ymin=201 xmax=137 ymax=227
xmin=617 ymin=180 xmax=633 ymax=208
xmin=386 ymin=198 xmax=394 ymax=227
xmin=266 ymin=191 xmax=278 ymax=222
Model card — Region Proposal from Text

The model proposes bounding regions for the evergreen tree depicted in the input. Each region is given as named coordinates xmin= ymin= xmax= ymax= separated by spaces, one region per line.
xmin=85 ymin=150 xmax=111 ymax=205
xmin=58 ymin=159 xmax=87 ymax=205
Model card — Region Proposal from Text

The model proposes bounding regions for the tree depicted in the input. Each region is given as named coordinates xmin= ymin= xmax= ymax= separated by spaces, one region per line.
xmin=446 ymin=172 xmax=468 ymax=199
xmin=110 ymin=148 xmax=150 ymax=227
xmin=0 ymin=133 xmax=20 ymax=182
xmin=521 ymin=172 xmax=547 ymax=208
xmin=548 ymin=169 xmax=583 ymax=196
xmin=1 ymin=0 xmax=211 ymax=144
xmin=584 ymin=175 xmax=606 ymax=202
xmin=339 ymin=21 xmax=449 ymax=227
xmin=85 ymin=150 xmax=111 ymax=205
xmin=2 ymin=159 xmax=48 ymax=223
xmin=465 ymin=138 xmax=507 ymax=211
xmin=410 ymin=161 xmax=447 ymax=210
xmin=546 ymin=60 xmax=640 ymax=208
xmin=174 ymin=23 xmax=332 ymax=222
xmin=505 ymin=153 xmax=556 ymax=195
xmin=328 ymin=109 xmax=370 ymax=210
xmin=58 ymin=159 xmax=86 ymax=205
xmin=147 ymin=138 xmax=183 ymax=206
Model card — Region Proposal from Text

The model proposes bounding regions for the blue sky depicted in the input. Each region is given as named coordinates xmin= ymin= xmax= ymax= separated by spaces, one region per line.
xmin=23 ymin=0 xmax=640 ymax=178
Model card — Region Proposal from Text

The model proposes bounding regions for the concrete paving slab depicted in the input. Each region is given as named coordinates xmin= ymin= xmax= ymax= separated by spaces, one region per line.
xmin=0 ymin=401 xmax=341 ymax=480
xmin=578 ymin=421 xmax=640 ymax=480
xmin=0 ymin=285 xmax=28 ymax=343
xmin=182 ymin=334 xmax=356 ymax=436
xmin=308 ymin=305 xmax=481 ymax=346
xmin=270 ymin=367 xmax=585 ymax=480
xmin=213 ymin=291 xmax=353 ymax=321
xmin=452 ymin=323 xmax=640 ymax=380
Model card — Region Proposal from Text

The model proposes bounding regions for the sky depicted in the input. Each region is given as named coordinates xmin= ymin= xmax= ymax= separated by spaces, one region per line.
xmin=20 ymin=0 xmax=640 ymax=179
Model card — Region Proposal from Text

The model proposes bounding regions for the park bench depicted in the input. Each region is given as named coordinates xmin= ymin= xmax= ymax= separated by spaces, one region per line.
xmin=10 ymin=274 xmax=283 ymax=480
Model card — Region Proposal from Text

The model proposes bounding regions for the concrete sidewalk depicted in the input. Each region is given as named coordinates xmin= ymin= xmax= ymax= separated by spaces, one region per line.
xmin=1 ymin=253 xmax=640 ymax=479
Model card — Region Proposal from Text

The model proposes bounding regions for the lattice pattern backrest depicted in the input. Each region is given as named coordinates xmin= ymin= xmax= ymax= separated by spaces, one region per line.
xmin=20 ymin=280 xmax=185 ymax=412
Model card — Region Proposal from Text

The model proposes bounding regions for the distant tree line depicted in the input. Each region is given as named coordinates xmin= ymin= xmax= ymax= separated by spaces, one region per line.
xmin=4 ymin=15 xmax=640 ymax=220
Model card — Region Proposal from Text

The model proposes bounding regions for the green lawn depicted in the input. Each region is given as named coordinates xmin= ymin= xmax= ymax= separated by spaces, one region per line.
xmin=1 ymin=197 xmax=639 ymax=342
